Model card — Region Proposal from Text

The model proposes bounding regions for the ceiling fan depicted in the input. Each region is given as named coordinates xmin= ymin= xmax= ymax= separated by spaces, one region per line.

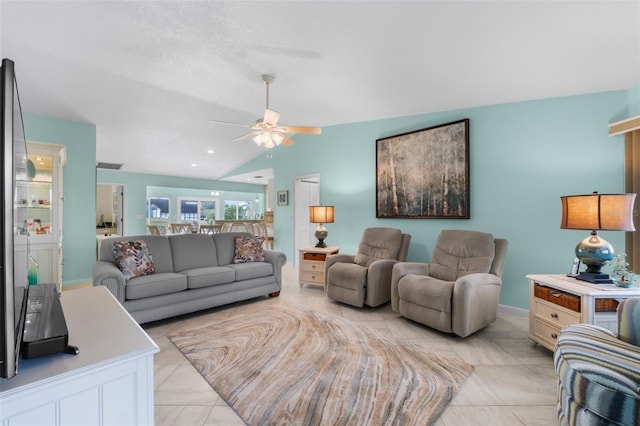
xmin=210 ymin=74 xmax=321 ymax=148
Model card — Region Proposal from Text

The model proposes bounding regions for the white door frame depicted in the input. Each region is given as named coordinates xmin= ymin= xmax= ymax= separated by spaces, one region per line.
xmin=293 ymin=173 xmax=320 ymax=265
xmin=96 ymin=182 xmax=125 ymax=236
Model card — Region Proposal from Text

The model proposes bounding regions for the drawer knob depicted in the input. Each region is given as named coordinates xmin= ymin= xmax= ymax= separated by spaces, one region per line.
xmin=551 ymin=333 xmax=558 ymax=339
xmin=311 ymin=265 xmax=316 ymax=269
xmin=550 ymin=313 xmax=559 ymax=319
xmin=311 ymin=275 xmax=316 ymax=279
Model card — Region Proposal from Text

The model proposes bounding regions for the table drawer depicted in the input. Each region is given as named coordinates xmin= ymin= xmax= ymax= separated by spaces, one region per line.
xmin=531 ymin=318 xmax=562 ymax=349
xmin=300 ymin=270 xmax=324 ymax=285
xmin=303 ymin=252 xmax=327 ymax=261
xmin=533 ymin=299 xmax=581 ymax=327
xmin=534 ymin=283 xmax=581 ymax=312
xmin=301 ymin=260 xmax=324 ymax=273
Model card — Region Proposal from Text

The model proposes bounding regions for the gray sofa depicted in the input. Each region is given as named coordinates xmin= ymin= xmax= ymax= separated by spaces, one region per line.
xmin=92 ymin=232 xmax=287 ymax=324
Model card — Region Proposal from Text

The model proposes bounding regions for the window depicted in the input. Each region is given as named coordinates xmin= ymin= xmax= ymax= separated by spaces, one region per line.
xmin=225 ymin=200 xmax=251 ymax=220
xmin=147 ymin=197 xmax=170 ymax=219
xmin=178 ymin=198 xmax=218 ymax=222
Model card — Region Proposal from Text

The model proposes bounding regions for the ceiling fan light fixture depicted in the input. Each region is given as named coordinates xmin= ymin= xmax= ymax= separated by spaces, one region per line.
xmin=211 ymin=74 xmax=321 ymax=148
xmin=272 ymin=131 xmax=284 ymax=145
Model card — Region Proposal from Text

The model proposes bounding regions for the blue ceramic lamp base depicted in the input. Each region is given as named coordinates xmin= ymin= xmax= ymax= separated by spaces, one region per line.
xmin=574 ymin=233 xmax=614 ymax=284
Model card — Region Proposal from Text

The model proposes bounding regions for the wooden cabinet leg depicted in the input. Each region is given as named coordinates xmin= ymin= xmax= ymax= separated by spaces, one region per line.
xmin=269 ymin=291 xmax=280 ymax=297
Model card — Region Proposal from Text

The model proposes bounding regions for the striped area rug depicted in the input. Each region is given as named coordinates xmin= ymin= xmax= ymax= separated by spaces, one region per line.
xmin=168 ymin=301 xmax=473 ymax=425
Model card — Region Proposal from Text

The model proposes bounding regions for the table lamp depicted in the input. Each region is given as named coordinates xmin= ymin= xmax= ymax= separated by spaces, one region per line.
xmin=560 ymin=192 xmax=636 ymax=283
xmin=309 ymin=205 xmax=334 ymax=248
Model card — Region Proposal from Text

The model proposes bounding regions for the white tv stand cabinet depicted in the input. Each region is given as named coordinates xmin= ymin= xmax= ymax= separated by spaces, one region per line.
xmin=0 ymin=286 xmax=159 ymax=425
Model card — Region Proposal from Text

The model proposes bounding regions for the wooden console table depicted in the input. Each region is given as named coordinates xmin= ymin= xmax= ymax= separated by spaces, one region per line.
xmin=0 ymin=286 xmax=159 ymax=425
xmin=527 ymin=274 xmax=640 ymax=351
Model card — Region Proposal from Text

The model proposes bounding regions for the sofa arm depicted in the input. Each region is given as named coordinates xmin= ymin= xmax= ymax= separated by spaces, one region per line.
xmin=390 ymin=262 xmax=430 ymax=312
xmin=263 ymin=249 xmax=287 ymax=288
xmin=555 ymin=324 xmax=640 ymax=425
xmin=92 ymin=260 xmax=126 ymax=303
xmin=452 ymin=273 xmax=502 ymax=337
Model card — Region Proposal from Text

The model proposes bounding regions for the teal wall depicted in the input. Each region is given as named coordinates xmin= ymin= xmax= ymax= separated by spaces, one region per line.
xmin=229 ymin=90 xmax=632 ymax=310
xmin=96 ymin=170 xmax=265 ymax=236
xmin=23 ymin=113 xmax=96 ymax=285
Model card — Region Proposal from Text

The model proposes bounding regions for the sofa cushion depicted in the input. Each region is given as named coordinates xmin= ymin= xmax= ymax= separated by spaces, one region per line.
xmin=234 ymin=235 xmax=265 ymax=263
xmin=112 ymin=240 xmax=156 ymax=281
xmin=354 ymin=228 xmax=402 ymax=267
xmin=228 ymin=262 xmax=274 ymax=281
xmin=169 ymin=234 xmax=218 ymax=271
xmin=125 ymin=272 xmax=187 ymax=300
xmin=180 ymin=266 xmax=236 ymax=289
xmin=213 ymin=232 xmax=253 ymax=265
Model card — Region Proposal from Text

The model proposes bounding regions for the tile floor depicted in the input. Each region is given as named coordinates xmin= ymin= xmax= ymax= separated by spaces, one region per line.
xmin=144 ymin=264 xmax=559 ymax=426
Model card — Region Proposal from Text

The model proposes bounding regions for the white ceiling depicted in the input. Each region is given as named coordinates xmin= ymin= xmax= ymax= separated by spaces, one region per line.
xmin=1 ymin=1 xmax=639 ymax=185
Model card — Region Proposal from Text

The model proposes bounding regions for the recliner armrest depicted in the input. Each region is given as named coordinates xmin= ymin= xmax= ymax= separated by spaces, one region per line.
xmin=453 ymin=272 xmax=502 ymax=296
xmin=390 ymin=262 xmax=431 ymax=311
xmin=452 ymin=273 xmax=502 ymax=337
xmin=366 ymin=259 xmax=402 ymax=303
xmin=324 ymin=253 xmax=356 ymax=277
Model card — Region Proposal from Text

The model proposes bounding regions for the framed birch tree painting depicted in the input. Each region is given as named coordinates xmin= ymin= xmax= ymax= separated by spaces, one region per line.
xmin=376 ymin=119 xmax=470 ymax=219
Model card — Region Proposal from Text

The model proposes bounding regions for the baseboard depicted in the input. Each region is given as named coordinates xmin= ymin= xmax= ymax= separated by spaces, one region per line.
xmin=498 ymin=304 xmax=528 ymax=318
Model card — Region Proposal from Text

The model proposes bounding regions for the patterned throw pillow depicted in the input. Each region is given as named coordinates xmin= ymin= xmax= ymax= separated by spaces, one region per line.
xmin=112 ymin=240 xmax=156 ymax=281
xmin=234 ymin=236 xmax=265 ymax=263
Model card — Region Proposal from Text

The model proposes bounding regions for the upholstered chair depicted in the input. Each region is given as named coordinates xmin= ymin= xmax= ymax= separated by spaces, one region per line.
xmin=391 ymin=230 xmax=508 ymax=337
xmin=324 ymin=227 xmax=411 ymax=308
xmin=555 ymin=298 xmax=640 ymax=425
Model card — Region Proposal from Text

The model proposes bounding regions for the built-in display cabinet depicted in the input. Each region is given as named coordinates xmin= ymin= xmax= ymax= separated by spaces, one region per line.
xmin=16 ymin=142 xmax=66 ymax=290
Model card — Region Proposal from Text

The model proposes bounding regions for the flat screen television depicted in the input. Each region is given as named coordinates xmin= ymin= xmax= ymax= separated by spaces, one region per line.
xmin=0 ymin=58 xmax=29 ymax=379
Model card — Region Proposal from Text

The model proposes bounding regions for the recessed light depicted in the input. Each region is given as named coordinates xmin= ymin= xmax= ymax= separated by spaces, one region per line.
xmin=191 ymin=163 xmax=197 ymax=167
xmin=207 ymin=149 xmax=214 ymax=154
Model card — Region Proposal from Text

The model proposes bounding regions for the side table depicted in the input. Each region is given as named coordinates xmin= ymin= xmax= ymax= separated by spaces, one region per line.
xmin=298 ymin=246 xmax=339 ymax=287
xmin=527 ymin=274 xmax=640 ymax=351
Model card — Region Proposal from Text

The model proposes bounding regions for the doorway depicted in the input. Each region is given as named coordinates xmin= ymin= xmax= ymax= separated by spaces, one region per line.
xmin=293 ymin=174 xmax=320 ymax=265
xmin=96 ymin=183 xmax=124 ymax=235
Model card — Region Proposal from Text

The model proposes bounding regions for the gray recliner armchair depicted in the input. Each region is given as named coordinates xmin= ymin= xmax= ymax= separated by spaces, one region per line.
xmin=325 ymin=227 xmax=411 ymax=308
xmin=391 ymin=230 xmax=508 ymax=337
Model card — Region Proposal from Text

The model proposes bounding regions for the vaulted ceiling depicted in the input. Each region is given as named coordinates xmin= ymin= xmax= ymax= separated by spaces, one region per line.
xmin=1 ymin=1 xmax=639 ymax=183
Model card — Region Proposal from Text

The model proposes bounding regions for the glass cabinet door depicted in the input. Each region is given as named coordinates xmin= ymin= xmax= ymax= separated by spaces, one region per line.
xmin=27 ymin=152 xmax=54 ymax=238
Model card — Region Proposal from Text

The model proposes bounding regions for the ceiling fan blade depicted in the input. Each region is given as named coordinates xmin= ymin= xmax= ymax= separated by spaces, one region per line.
xmin=280 ymin=125 xmax=322 ymax=135
xmin=210 ymin=119 xmax=253 ymax=128
xmin=231 ymin=131 xmax=260 ymax=142
xmin=263 ymin=109 xmax=281 ymax=126
xmin=281 ymin=135 xmax=295 ymax=146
